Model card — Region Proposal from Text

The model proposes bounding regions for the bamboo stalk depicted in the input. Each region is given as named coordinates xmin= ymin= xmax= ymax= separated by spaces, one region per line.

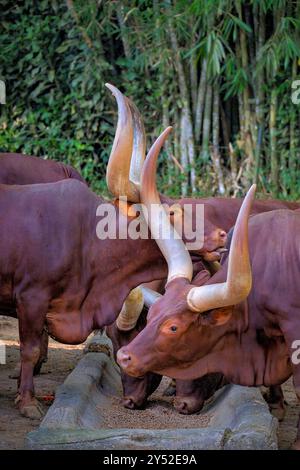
xmin=190 ymin=51 xmax=198 ymax=121
xmin=220 ymin=104 xmax=230 ymax=154
xmin=289 ymin=59 xmax=297 ymax=191
xmin=167 ymin=5 xmax=196 ymax=193
xmin=201 ymin=82 xmax=212 ymax=162
xmin=194 ymin=59 xmax=207 ymax=142
xmin=236 ymin=0 xmax=255 ymax=177
xmin=253 ymin=3 xmax=265 ymax=184
xmin=269 ymin=88 xmax=278 ymax=195
xmin=116 ymin=2 xmax=132 ymax=60
xmin=229 ymin=142 xmax=237 ymax=184
xmin=212 ymin=82 xmax=225 ymax=195
xmin=180 ymin=112 xmax=189 ymax=196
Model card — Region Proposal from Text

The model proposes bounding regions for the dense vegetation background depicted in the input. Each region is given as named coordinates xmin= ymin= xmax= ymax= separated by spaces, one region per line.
xmin=0 ymin=0 xmax=300 ymax=198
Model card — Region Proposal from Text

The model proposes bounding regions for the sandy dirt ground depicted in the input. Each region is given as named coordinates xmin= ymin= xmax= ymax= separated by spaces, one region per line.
xmin=101 ymin=376 xmax=212 ymax=430
xmin=0 ymin=316 xmax=298 ymax=449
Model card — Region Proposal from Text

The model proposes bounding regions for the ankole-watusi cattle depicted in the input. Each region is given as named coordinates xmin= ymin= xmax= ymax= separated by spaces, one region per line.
xmin=107 ymin=280 xmax=226 ymax=414
xmin=103 ymin=84 xmax=299 ymax=415
xmin=0 ymin=85 xmax=234 ymax=419
xmin=104 ymin=89 xmax=297 ymax=415
xmin=117 ymin=174 xmax=300 ymax=448
xmin=0 ymin=153 xmax=86 ymax=377
xmin=0 ymin=84 xmax=296 ymax=422
xmin=0 ymin=153 xmax=86 ymax=185
xmin=0 ymin=153 xmax=87 ymax=378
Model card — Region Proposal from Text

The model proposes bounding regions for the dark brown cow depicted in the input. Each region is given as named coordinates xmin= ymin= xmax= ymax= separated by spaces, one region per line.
xmin=0 ymin=97 xmax=231 ymax=420
xmin=107 ymin=282 xmax=226 ymax=413
xmin=0 ymin=152 xmax=86 ymax=377
xmin=0 ymin=85 xmax=292 ymax=423
xmin=0 ymin=153 xmax=86 ymax=185
xmin=106 ymin=117 xmax=298 ymax=414
xmin=117 ymin=177 xmax=300 ymax=449
xmin=103 ymin=86 xmax=299 ymax=415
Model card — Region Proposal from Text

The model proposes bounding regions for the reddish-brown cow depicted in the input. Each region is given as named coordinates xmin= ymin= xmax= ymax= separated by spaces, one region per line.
xmin=0 ymin=153 xmax=86 ymax=185
xmin=117 ymin=148 xmax=300 ymax=448
xmin=0 ymin=152 xmax=86 ymax=377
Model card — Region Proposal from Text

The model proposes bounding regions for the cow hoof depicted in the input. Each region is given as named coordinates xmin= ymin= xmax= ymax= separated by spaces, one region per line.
xmin=16 ymin=396 xmax=44 ymax=419
xmin=291 ymin=439 xmax=300 ymax=450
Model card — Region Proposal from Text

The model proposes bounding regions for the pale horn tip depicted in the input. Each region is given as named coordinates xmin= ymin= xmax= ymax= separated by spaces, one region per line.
xmin=105 ymin=83 xmax=118 ymax=95
xmin=245 ymin=184 xmax=257 ymax=203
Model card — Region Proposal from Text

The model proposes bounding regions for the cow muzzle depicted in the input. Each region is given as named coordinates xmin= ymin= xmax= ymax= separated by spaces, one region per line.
xmin=173 ymin=396 xmax=204 ymax=415
xmin=117 ymin=349 xmax=144 ymax=377
xmin=122 ymin=396 xmax=147 ymax=410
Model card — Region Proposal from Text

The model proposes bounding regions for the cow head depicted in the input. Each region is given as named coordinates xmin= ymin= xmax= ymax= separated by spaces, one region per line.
xmin=117 ymin=137 xmax=255 ymax=379
xmin=174 ymin=373 xmax=226 ymax=414
xmin=107 ymin=298 xmax=162 ymax=409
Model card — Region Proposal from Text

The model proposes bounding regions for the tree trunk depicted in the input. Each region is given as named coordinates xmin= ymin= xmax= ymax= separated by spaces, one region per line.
xmin=220 ymin=104 xmax=230 ymax=154
xmin=180 ymin=111 xmax=189 ymax=196
xmin=289 ymin=59 xmax=297 ymax=191
xmin=201 ymin=82 xmax=212 ymax=162
xmin=253 ymin=3 xmax=265 ymax=184
xmin=236 ymin=0 xmax=255 ymax=176
xmin=167 ymin=7 xmax=196 ymax=193
xmin=269 ymin=89 xmax=278 ymax=195
xmin=190 ymin=52 xmax=198 ymax=121
xmin=116 ymin=2 xmax=132 ymax=60
xmin=162 ymin=94 xmax=173 ymax=186
xmin=194 ymin=59 xmax=207 ymax=143
xmin=212 ymin=82 xmax=225 ymax=195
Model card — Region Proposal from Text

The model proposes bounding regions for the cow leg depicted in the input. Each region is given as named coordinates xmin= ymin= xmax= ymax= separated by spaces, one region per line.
xmin=281 ymin=324 xmax=300 ymax=449
xmin=33 ymin=329 xmax=49 ymax=375
xmin=263 ymin=385 xmax=287 ymax=421
xmin=291 ymin=376 xmax=300 ymax=450
xmin=15 ymin=302 xmax=46 ymax=419
xmin=9 ymin=330 xmax=49 ymax=379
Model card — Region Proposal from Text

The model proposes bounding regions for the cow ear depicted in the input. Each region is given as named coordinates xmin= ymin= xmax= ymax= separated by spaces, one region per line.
xmin=201 ymin=306 xmax=233 ymax=326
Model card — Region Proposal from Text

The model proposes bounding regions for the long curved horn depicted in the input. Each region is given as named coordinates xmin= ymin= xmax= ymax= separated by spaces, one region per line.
xmin=140 ymin=286 xmax=162 ymax=308
xmin=187 ymin=185 xmax=256 ymax=313
xmin=105 ymin=84 xmax=146 ymax=202
xmin=140 ymin=127 xmax=193 ymax=283
xmin=128 ymin=100 xmax=146 ymax=189
xmin=116 ymin=287 xmax=144 ymax=331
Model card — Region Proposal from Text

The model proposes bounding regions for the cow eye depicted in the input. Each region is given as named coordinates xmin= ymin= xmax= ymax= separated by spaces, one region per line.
xmin=170 ymin=325 xmax=177 ymax=332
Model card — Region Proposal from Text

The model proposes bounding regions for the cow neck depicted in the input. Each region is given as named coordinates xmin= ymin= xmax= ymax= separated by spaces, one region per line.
xmin=86 ymin=198 xmax=168 ymax=329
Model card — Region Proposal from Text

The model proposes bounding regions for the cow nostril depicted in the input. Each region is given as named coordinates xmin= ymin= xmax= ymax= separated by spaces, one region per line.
xmin=219 ymin=230 xmax=226 ymax=239
xmin=123 ymin=398 xmax=136 ymax=409
xmin=117 ymin=350 xmax=132 ymax=366
xmin=177 ymin=401 xmax=188 ymax=414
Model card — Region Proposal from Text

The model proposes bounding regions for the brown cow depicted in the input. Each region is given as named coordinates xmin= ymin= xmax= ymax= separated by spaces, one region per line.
xmin=106 ymin=110 xmax=297 ymax=416
xmin=107 ymin=279 xmax=226 ymax=413
xmin=0 ymin=153 xmax=86 ymax=378
xmin=0 ymin=88 xmax=229 ymax=419
xmin=117 ymin=176 xmax=300 ymax=448
xmin=0 ymin=153 xmax=86 ymax=186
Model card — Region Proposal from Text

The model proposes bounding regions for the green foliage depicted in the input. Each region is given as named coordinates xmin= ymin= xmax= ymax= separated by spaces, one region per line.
xmin=0 ymin=0 xmax=300 ymax=199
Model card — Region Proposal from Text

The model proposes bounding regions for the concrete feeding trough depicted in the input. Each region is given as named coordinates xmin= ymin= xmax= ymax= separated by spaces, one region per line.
xmin=27 ymin=333 xmax=278 ymax=450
